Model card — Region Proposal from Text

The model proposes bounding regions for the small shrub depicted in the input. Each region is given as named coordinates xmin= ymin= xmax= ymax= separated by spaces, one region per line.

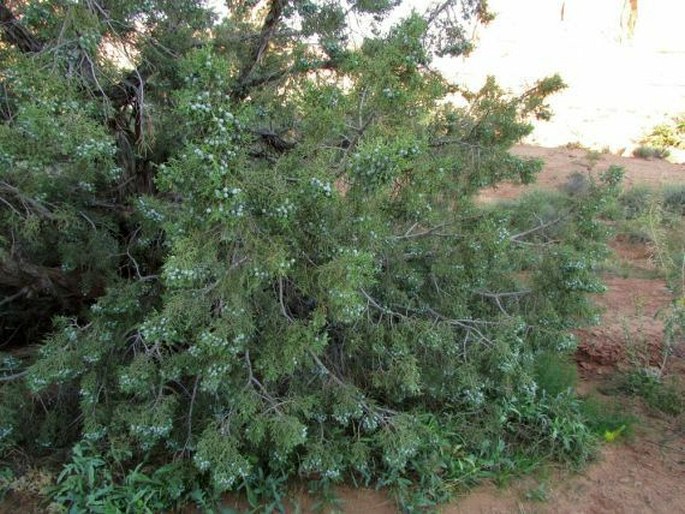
xmin=580 ymin=396 xmax=635 ymax=439
xmin=50 ymin=443 xmax=211 ymax=514
xmin=618 ymin=186 xmax=654 ymax=219
xmin=534 ymin=351 xmax=578 ymax=396
xmin=524 ymin=481 xmax=550 ymax=502
xmin=564 ymin=141 xmax=586 ymax=150
xmin=632 ymin=146 xmax=670 ymax=160
xmin=642 ymin=115 xmax=685 ymax=150
xmin=0 ymin=467 xmax=13 ymax=503
xmin=585 ymin=149 xmax=603 ymax=164
xmin=661 ymin=184 xmax=685 ymax=216
xmin=560 ymin=171 xmax=591 ymax=197
xmin=620 ymin=370 xmax=684 ymax=416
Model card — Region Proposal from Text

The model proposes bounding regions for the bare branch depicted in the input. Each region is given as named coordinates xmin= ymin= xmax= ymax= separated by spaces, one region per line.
xmin=184 ymin=376 xmax=200 ymax=450
xmin=475 ymin=289 xmax=530 ymax=316
xmin=308 ymin=350 xmax=346 ymax=388
xmin=0 ymin=288 xmax=26 ymax=308
xmin=0 ymin=369 xmax=28 ymax=382
xmin=0 ymin=181 xmax=56 ymax=220
xmin=394 ymin=223 xmax=451 ymax=240
xmin=510 ymin=216 xmax=563 ymax=242
xmin=278 ymin=277 xmax=293 ymax=321
xmin=475 ymin=289 xmax=531 ymax=299
xmin=0 ymin=1 xmax=43 ymax=53
xmin=232 ymin=0 xmax=284 ymax=101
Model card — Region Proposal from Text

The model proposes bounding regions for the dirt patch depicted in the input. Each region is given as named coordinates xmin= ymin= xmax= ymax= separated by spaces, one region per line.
xmin=478 ymin=145 xmax=685 ymax=203
xmin=575 ymin=276 xmax=672 ymax=374
xmin=608 ymin=235 xmax=657 ymax=274
xmin=444 ymin=427 xmax=685 ymax=514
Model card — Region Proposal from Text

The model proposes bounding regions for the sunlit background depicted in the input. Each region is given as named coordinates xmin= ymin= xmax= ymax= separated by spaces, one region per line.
xmin=208 ymin=0 xmax=685 ymax=159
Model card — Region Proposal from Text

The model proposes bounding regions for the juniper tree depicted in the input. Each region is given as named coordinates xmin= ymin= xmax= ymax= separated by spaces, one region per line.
xmin=0 ymin=0 xmax=620 ymax=509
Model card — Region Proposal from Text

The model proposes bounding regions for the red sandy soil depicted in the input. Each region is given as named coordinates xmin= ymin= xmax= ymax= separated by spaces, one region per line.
xmin=478 ymin=145 xmax=685 ymax=203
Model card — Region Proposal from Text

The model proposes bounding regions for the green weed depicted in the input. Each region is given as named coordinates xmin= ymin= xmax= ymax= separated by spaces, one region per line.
xmin=641 ymin=115 xmax=685 ymax=150
xmin=618 ymin=186 xmax=654 ymax=220
xmin=524 ymin=481 xmax=550 ymax=502
xmin=579 ymin=396 xmax=635 ymax=440
xmin=619 ymin=370 xmax=684 ymax=416
xmin=533 ymin=351 xmax=577 ymax=396
xmin=661 ymin=184 xmax=685 ymax=216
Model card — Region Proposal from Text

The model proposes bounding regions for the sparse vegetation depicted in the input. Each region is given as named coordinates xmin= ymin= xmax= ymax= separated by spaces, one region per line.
xmin=632 ymin=145 xmax=670 ymax=160
xmin=641 ymin=115 xmax=685 ymax=151
xmin=619 ymin=370 xmax=684 ymax=416
xmin=662 ymin=184 xmax=685 ymax=216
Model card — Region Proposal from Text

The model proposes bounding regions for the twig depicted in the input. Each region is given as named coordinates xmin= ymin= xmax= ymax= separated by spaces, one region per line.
xmin=510 ymin=216 xmax=563 ymax=242
xmin=244 ymin=350 xmax=282 ymax=414
xmin=278 ymin=277 xmax=293 ymax=321
xmin=0 ymin=288 xmax=26 ymax=308
xmin=308 ymin=350 xmax=346 ymax=388
xmin=0 ymin=369 xmax=28 ymax=382
xmin=185 ymin=376 xmax=200 ymax=449
xmin=394 ymin=223 xmax=450 ymax=239
xmin=475 ymin=289 xmax=531 ymax=317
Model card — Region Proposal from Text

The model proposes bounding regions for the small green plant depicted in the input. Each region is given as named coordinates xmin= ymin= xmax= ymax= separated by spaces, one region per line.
xmin=534 ymin=351 xmax=578 ymax=396
xmin=601 ymin=424 xmax=626 ymax=443
xmin=618 ymin=186 xmax=654 ymax=220
xmin=661 ymin=184 xmax=685 ymax=216
xmin=579 ymin=396 xmax=635 ymax=440
xmin=0 ymin=467 xmax=14 ymax=503
xmin=632 ymin=146 xmax=670 ymax=160
xmin=560 ymin=171 xmax=591 ymax=197
xmin=524 ymin=481 xmax=550 ymax=502
xmin=585 ymin=149 xmax=603 ymax=169
xmin=309 ymin=481 xmax=344 ymax=514
xmin=620 ymin=369 xmax=684 ymax=416
xmin=239 ymin=467 xmax=290 ymax=513
xmin=50 ymin=443 xmax=211 ymax=514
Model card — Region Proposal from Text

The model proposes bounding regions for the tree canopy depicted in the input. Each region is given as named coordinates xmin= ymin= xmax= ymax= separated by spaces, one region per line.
xmin=0 ymin=1 xmax=621 ymax=510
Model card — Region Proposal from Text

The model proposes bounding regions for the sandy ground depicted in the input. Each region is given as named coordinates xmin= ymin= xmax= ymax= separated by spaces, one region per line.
xmin=438 ymin=0 xmax=685 ymax=157
xmin=478 ymin=144 xmax=685 ymax=203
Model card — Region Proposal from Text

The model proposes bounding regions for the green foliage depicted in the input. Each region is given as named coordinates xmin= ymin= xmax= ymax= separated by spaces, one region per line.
xmin=661 ymin=184 xmax=685 ymax=216
xmin=619 ymin=370 xmax=684 ymax=416
xmin=579 ymin=396 xmax=635 ymax=440
xmin=524 ymin=481 xmax=550 ymax=502
xmin=0 ymin=467 xmax=13 ymax=503
xmin=641 ymin=114 xmax=685 ymax=150
xmin=618 ymin=185 xmax=654 ymax=219
xmin=533 ymin=351 xmax=578 ymax=397
xmin=0 ymin=0 xmax=620 ymax=510
xmin=51 ymin=442 xmax=212 ymax=514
